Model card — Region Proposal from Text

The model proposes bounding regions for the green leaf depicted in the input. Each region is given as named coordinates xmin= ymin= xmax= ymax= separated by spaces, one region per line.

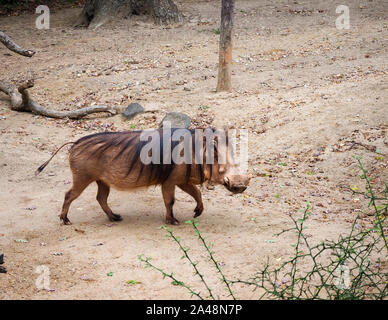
xmin=15 ymin=239 xmax=28 ymax=243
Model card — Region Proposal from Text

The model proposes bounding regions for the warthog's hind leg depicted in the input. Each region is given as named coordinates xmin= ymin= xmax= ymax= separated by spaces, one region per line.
xmin=60 ymin=176 xmax=92 ymax=225
xmin=96 ymin=180 xmax=122 ymax=222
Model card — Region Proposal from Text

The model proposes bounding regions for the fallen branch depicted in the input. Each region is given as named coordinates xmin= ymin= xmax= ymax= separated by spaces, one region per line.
xmin=0 ymin=80 xmax=25 ymax=110
xmin=0 ymin=31 xmax=35 ymax=57
xmin=1 ymin=32 xmax=117 ymax=119
xmin=1 ymin=79 xmax=116 ymax=119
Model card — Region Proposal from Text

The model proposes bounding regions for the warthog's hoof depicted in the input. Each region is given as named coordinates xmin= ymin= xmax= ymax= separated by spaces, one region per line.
xmin=61 ymin=217 xmax=72 ymax=225
xmin=110 ymin=213 xmax=123 ymax=222
xmin=166 ymin=217 xmax=180 ymax=225
xmin=194 ymin=206 xmax=203 ymax=218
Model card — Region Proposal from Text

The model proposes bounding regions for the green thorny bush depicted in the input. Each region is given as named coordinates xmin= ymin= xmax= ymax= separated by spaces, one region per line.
xmin=138 ymin=158 xmax=388 ymax=300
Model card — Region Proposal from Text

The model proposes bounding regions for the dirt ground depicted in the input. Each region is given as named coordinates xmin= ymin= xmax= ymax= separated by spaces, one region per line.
xmin=0 ymin=0 xmax=387 ymax=299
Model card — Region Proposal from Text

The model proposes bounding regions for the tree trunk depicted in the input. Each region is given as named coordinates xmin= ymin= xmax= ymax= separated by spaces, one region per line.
xmin=149 ymin=0 xmax=182 ymax=24
xmin=216 ymin=0 xmax=234 ymax=92
xmin=75 ymin=0 xmax=182 ymax=29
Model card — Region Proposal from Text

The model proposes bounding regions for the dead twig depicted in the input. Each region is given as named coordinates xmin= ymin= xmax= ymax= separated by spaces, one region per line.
xmin=348 ymin=141 xmax=377 ymax=153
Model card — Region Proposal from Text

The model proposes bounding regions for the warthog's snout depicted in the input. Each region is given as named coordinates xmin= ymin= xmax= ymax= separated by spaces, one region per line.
xmin=228 ymin=185 xmax=247 ymax=193
xmin=223 ymin=175 xmax=250 ymax=194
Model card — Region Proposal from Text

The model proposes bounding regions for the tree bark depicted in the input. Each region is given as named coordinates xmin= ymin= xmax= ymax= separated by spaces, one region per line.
xmin=216 ymin=0 xmax=234 ymax=92
xmin=149 ymin=0 xmax=182 ymax=24
xmin=75 ymin=0 xmax=182 ymax=29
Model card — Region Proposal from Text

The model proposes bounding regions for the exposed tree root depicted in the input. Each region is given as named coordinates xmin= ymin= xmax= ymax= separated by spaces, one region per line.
xmin=75 ymin=0 xmax=182 ymax=29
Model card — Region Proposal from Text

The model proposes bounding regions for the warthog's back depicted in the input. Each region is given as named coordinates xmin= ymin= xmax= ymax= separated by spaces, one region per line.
xmin=68 ymin=131 xmax=202 ymax=190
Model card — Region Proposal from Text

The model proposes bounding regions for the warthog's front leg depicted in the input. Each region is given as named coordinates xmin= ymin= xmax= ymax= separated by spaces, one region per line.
xmin=96 ymin=180 xmax=122 ymax=222
xmin=161 ymin=182 xmax=179 ymax=225
xmin=178 ymin=183 xmax=203 ymax=218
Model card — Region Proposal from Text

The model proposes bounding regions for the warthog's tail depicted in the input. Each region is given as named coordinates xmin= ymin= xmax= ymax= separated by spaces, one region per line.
xmin=35 ymin=142 xmax=75 ymax=175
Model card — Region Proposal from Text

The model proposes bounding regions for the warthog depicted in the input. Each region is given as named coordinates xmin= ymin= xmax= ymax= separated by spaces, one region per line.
xmin=36 ymin=128 xmax=250 ymax=225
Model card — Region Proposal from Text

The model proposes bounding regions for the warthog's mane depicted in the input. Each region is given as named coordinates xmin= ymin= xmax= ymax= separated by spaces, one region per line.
xmin=72 ymin=128 xmax=229 ymax=185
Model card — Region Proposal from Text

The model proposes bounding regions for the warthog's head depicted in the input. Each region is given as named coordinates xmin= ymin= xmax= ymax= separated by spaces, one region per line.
xmin=211 ymin=163 xmax=250 ymax=194
xmin=204 ymin=130 xmax=250 ymax=194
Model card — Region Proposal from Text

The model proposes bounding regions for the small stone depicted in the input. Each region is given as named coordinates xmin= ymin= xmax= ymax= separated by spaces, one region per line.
xmin=122 ymin=103 xmax=145 ymax=120
xmin=160 ymin=112 xmax=191 ymax=129
xmin=143 ymin=102 xmax=162 ymax=113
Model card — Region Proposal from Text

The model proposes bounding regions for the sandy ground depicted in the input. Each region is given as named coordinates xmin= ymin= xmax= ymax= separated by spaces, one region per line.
xmin=0 ymin=0 xmax=387 ymax=299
